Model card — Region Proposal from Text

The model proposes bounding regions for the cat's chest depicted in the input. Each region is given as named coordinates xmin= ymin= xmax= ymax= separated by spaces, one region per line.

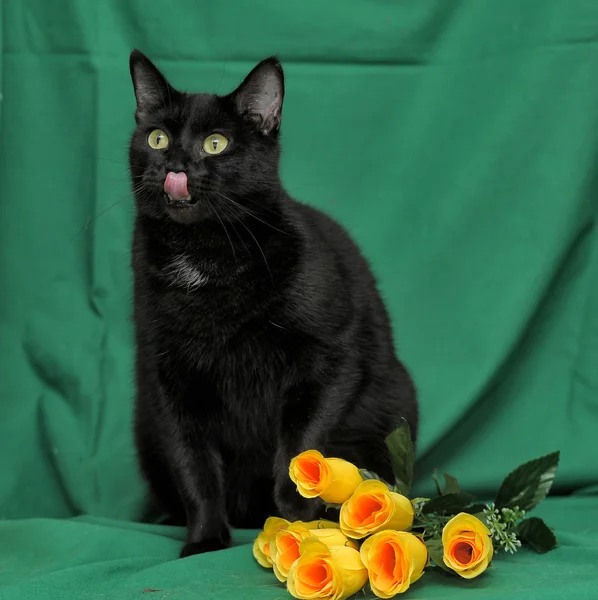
xmin=151 ymin=293 xmax=298 ymax=405
xmin=140 ymin=250 xmax=304 ymax=404
xmin=164 ymin=255 xmax=210 ymax=291
xmin=154 ymin=324 xmax=293 ymax=447
xmin=149 ymin=253 xmax=266 ymax=325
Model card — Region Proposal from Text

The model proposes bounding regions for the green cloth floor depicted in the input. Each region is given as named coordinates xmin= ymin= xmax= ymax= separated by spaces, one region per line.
xmin=1 ymin=496 xmax=597 ymax=600
xmin=1 ymin=0 xmax=598 ymax=598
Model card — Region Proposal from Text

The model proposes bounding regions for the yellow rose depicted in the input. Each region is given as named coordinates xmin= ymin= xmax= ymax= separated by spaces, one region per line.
xmin=287 ymin=537 xmax=368 ymax=600
xmin=339 ymin=480 xmax=414 ymax=539
xmin=253 ymin=516 xmax=290 ymax=568
xmin=360 ymin=530 xmax=428 ymax=598
xmin=302 ymin=519 xmax=343 ymax=531
xmin=271 ymin=521 xmax=357 ymax=582
xmin=442 ymin=513 xmax=493 ymax=579
xmin=289 ymin=450 xmax=363 ymax=504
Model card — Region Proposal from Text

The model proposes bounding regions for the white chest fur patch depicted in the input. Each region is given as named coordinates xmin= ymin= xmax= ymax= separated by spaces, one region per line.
xmin=166 ymin=255 xmax=208 ymax=291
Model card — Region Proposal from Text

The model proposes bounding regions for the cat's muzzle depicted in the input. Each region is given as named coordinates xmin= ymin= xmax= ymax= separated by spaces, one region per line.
xmin=165 ymin=193 xmax=197 ymax=207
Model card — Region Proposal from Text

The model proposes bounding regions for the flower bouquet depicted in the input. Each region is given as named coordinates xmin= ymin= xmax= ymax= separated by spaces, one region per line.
xmin=254 ymin=421 xmax=560 ymax=599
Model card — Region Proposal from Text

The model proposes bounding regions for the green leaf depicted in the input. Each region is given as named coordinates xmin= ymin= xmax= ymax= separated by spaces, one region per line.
xmin=359 ymin=469 xmax=383 ymax=482
xmin=430 ymin=471 xmax=461 ymax=495
xmin=411 ymin=497 xmax=431 ymax=506
xmin=463 ymin=503 xmax=487 ymax=515
xmin=384 ymin=420 xmax=415 ymax=495
xmin=495 ymin=451 xmax=560 ymax=512
xmin=517 ymin=517 xmax=558 ymax=553
xmin=431 ymin=470 xmax=443 ymax=496
xmin=443 ymin=473 xmax=461 ymax=494
xmin=422 ymin=493 xmax=476 ymax=516
xmin=424 ymin=537 xmax=454 ymax=574
xmin=462 ymin=503 xmax=489 ymax=523
xmin=394 ymin=482 xmax=411 ymax=497
xmin=358 ymin=469 xmax=393 ymax=490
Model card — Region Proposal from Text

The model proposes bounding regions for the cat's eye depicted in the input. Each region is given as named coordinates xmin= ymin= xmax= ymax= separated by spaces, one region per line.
xmin=203 ymin=133 xmax=229 ymax=155
xmin=147 ymin=129 xmax=169 ymax=150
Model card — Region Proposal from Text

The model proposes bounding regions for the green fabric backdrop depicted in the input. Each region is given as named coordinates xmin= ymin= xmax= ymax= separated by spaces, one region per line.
xmin=1 ymin=1 xmax=597 ymax=599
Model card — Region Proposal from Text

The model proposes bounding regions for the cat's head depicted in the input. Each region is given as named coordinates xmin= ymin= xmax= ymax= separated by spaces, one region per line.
xmin=128 ymin=50 xmax=284 ymax=225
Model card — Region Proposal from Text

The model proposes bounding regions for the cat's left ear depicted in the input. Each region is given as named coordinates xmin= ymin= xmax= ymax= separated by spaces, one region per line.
xmin=129 ymin=49 xmax=177 ymax=120
xmin=230 ymin=57 xmax=284 ymax=136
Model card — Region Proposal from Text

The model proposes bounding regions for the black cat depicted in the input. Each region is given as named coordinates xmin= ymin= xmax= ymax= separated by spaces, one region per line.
xmin=128 ymin=50 xmax=418 ymax=558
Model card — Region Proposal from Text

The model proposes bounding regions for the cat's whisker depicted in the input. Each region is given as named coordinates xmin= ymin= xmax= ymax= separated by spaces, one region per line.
xmin=205 ymin=197 xmax=238 ymax=263
xmin=132 ymin=182 xmax=151 ymax=193
xmin=131 ymin=181 xmax=155 ymax=197
xmin=216 ymin=55 xmax=228 ymax=96
xmin=237 ymin=218 xmax=273 ymax=282
xmin=69 ymin=183 xmax=153 ymax=244
xmin=229 ymin=191 xmax=284 ymax=219
xmin=218 ymin=204 xmax=252 ymax=258
xmin=229 ymin=220 xmax=251 ymax=258
xmin=93 ymin=156 xmax=151 ymax=172
xmin=212 ymin=190 xmax=297 ymax=239
xmin=197 ymin=179 xmax=280 ymax=216
xmin=69 ymin=198 xmax=126 ymax=242
xmin=93 ymin=156 xmax=133 ymax=167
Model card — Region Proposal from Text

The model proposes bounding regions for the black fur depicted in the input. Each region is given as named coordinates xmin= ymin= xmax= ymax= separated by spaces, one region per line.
xmin=128 ymin=50 xmax=418 ymax=558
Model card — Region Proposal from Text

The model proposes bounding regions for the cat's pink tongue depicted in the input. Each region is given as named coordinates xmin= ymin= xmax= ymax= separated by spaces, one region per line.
xmin=164 ymin=172 xmax=189 ymax=200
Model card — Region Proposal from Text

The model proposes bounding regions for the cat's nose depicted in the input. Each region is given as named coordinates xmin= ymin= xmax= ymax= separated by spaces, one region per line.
xmin=166 ymin=160 xmax=187 ymax=172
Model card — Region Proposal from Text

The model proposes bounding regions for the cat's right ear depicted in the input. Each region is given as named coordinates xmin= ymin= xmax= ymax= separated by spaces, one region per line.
xmin=230 ymin=57 xmax=285 ymax=136
xmin=129 ymin=50 xmax=175 ymax=120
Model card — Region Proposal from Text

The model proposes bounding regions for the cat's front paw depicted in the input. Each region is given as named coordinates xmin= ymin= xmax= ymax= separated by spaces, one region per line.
xmin=275 ymin=480 xmax=321 ymax=522
xmin=180 ymin=529 xmax=232 ymax=558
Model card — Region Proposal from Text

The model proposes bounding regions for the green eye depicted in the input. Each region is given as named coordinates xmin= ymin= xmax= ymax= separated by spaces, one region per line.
xmin=148 ymin=129 xmax=169 ymax=150
xmin=203 ymin=133 xmax=229 ymax=155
